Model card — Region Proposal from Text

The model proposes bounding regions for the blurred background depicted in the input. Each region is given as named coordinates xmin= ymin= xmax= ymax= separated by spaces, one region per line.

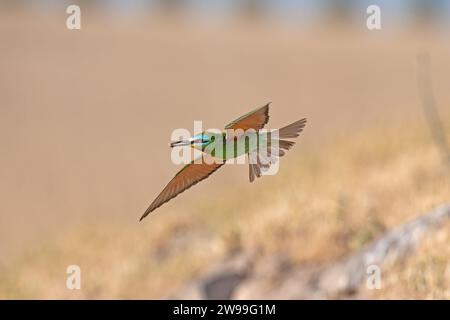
xmin=0 ymin=0 xmax=449 ymax=299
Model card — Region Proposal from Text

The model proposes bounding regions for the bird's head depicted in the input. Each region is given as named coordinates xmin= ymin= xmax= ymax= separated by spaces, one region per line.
xmin=170 ymin=132 xmax=215 ymax=151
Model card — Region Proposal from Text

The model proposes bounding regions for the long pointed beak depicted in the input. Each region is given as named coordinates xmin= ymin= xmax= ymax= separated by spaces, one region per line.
xmin=169 ymin=139 xmax=191 ymax=148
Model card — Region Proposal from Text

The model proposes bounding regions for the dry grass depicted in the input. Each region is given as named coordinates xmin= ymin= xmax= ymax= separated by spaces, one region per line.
xmin=369 ymin=221 xmax=450 ymax=299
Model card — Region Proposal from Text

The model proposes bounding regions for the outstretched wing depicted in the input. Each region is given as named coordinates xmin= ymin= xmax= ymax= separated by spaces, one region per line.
xmin=248 ymin=118 xmax=307 ymax=183
xmin=225 ymin=103 xmax=270 ymax=132
xmin=140 ymin=159 xmax=224 ymax=220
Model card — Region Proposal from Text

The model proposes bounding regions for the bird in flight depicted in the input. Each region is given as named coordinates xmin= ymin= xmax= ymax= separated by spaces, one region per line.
xmin=140 ymin=103 xmax=306 ymax=221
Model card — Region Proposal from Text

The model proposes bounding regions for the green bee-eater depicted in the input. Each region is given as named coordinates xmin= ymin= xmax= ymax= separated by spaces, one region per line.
xmin=140 ymin=103 xmax=306 ymax=220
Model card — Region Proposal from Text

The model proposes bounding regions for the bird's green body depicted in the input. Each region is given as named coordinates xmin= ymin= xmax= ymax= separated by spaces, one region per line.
xmin=195 ymin=131 xmax=269 ymax=161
